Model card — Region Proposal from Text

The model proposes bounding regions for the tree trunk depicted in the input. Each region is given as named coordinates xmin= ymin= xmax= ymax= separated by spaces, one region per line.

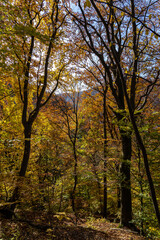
xmin=93 ymin=166 xmax=103 ymax=215
xmin=0 ymin=124 xmax=32 ymax=218
xmin=120 ymin=134 xmax=132 ymax=226
xmin=111 ymin=44 xmax=160 ymax=225
xmin=115 ymin=110 xmax=133 ymax=226
xmin=115 ymin=163 xmax=121 ymax=209
xmin=103 ymin=93 xmax=107 ymax=218
xmin=128 ymin=109 xmax=160 ymax=226
xmin=71 ymin=143 xmax=78 ymax=213
xmin=20 ymin=124 xmax=32 ymax=177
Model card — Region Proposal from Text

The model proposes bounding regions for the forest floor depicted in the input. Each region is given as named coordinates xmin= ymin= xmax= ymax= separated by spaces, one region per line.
xmin=0 ymin=211 xmax=146 ymax=240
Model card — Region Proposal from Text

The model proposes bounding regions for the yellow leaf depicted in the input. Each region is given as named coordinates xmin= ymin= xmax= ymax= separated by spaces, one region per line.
xmin=84 ymin=0 xmax=91 ymax=9
xmin=121 ymin=12 xmax=125 ymax=17
xmin=46 ymin=228 xmax=53 ymax=232
xmin=128 ymin=42 xmax=132 ymax=47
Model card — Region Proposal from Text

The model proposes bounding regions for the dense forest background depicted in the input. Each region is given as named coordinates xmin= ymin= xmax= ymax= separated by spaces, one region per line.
xmin=0 ymin=0 xmax=160 ymax=239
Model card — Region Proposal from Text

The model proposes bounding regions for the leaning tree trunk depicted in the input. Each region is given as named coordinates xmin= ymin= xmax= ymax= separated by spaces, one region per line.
xmin=126 ymin=101 xmax=160 ymax=226
xmin=19 ymin=123 xmax=32 ymax=177
xmin=0 ymin=123 xmax=32 ymax=219
xmin=10 ymin=124 xmax=32 ymax=205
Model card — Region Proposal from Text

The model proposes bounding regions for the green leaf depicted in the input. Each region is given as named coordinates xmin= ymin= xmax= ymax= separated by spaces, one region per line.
xmin=14 ymin=24 xmax=50 ymax=43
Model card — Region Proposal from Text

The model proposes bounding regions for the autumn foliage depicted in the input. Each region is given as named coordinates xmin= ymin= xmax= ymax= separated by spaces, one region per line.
xmin=0 ymin=0 xmax=160 ymax=239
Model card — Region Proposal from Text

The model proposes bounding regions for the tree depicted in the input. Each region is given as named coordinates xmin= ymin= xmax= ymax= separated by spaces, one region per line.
xmin=53 ymin=88 xmax=80 ymax=215
xmin=73 ymin=54 xmax=109 ymax=218
xmin=79 ymin=89 xmax=120 ymax=217
xmin=65 ymin=0 xmax=160 ymax=227
xmin=0 ymin=0 xmax=67 ymax=218
xmin=89 ymin=0 xmax=160 ymax=226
